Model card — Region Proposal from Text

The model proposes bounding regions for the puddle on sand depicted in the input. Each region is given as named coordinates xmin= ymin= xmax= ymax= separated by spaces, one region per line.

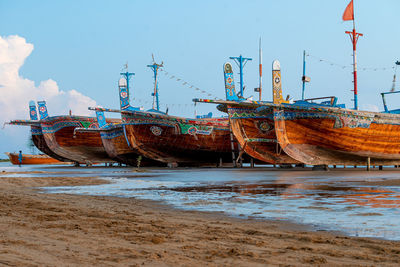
xmin=3 ymin=163 xmax=399 ymax=240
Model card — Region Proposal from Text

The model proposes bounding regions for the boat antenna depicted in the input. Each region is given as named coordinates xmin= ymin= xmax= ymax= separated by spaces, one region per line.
xmin=301 ymin=50 xmax=311 ymax=100
xmin=230 ymin=54 xmax=252 ymax=97
xmin=147 ymin=54 xmax=163 ymax=111
xmin=391 ymin=61 xmax=400 ymax=92
xmin=343 ymin=0 xmax=363 ymax=110
xmin=254 ymin=38 xmax=263 ymax=101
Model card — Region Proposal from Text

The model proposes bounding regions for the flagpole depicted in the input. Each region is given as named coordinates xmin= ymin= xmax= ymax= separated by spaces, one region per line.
xmin=345 ymin=0 xmax=362 ymax=110
xmin=259 ymin=37 xmax=262 ymax=101
xmin=352 ymin=1 xmax=358 ymax=110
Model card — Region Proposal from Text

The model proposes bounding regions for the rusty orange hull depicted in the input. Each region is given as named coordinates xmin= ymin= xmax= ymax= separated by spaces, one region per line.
xmin=40 ymin=116 xmax=119 ymax=164
xmin=227 ymin=105 xmax=299 ymax=164
xmin=6 ymin=152 xmax=66 ymax=165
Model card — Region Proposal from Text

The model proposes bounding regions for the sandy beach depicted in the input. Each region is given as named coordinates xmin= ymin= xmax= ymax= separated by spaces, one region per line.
xmin=0 ymin=173 xmax=400 ymax=266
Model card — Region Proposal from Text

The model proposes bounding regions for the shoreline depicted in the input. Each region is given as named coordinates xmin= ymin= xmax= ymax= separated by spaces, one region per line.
xmin=0 ymin=174 xmax=400 ymax=266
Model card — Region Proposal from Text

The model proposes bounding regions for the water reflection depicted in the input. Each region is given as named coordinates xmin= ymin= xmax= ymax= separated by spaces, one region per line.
xmin=2 ymin=162 xmax=399 ymax=240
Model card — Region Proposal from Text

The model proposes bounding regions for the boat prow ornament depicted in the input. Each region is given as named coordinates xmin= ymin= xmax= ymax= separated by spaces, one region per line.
xmin=37 ymin=100 xmax=49 ymax=120
xmin=272 ymin=60 xmax=289 ymax=105
xmin=223 ymin=62 xmax=239 ymax=102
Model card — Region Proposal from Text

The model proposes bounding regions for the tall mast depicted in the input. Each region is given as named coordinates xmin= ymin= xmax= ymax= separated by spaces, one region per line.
xmin=344 ymin=0 xmax=363 ymax=110
xmin=230 ymin=55 xmax=252 ymax=97
xmin=147 ymin=56 xmax=163 ymax=111
xmin=259 ymin=38 xmax=263 ymax=101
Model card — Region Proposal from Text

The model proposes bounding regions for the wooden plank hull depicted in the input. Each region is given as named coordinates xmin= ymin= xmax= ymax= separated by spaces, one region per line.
xmin=122 ymin=111 xmax=236 ymax=165
xmin=6 ymin=152 xmax=66 ymax=165
xmin=228 ymin=105 xmax=299 ymax=164
xmin=40 ymin=116 xmax=118 ymax=164
xmin=273 ymin=105 xmax=400 ymax=166
xmin=99 ymin=125 xmax=163 ymax=166
xmin=30 ymin=126 xmax=71 ymax=162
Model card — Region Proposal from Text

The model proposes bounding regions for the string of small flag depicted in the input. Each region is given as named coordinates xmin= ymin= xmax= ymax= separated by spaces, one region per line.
xmin=131 ymin=97 xmax=196 ymax=109
xmin=307 ymin=53 xmax=396 ymax=72
xmin=158 ymin=67 xmax=222 ymax=100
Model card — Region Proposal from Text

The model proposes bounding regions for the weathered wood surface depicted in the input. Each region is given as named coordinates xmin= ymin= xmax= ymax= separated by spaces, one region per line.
xmin=122 ymin=111 xmax=237 ymax=166
xmin=40 ymin=116 xmax=119 ymax=164
xmin=273 ymin=105 xmax=400 ymax=166
xmin=6 ymin=152 xmax=66 ymax=165
xmin=228 ymin=106 xmax=299 ymax=164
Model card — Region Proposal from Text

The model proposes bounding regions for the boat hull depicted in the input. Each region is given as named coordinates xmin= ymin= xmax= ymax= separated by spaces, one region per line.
xmin=6 ymin=152 xmax=66 ymax=165
xmin=99 ymin=125 xmax=163 ymax=166
xmin=41 ymin=116 xmax=117 ymax=164
xmin=227 ymin=105 xmax=299 ymax=164
xmin=273 ymin=105 xmax=400 ymax=166
xmin=122 ymin=111 xmax=236 ymax=166
xmin=30 ymin=125 xmax=71 ymax=162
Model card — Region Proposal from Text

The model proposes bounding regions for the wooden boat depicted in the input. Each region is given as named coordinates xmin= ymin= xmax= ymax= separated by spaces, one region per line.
xmin=197 ymin=61 xmax=400 ymax=166
xmin=9 ymin=103 xmax=115 ymax=165
xmin=5 ymin=152 xmax=66 ymax=165
xmin=270 ymin=100 xmax=400 ymax=166
xmin=7 ymin=101 xmax=71 ymax=162
xmin=34 ymin=101 xmax=118 ymax=165
xmin=196 ymin=61 xmax=341 ymax=165
xmin=91 ymin=72 xmax=239 ymax=167
xmin=74 ymin=110 xmax=163 ymax=167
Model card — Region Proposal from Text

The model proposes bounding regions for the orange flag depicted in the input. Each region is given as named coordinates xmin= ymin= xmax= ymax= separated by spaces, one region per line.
xmin=342 ymin=0 xmax=354 ymax=21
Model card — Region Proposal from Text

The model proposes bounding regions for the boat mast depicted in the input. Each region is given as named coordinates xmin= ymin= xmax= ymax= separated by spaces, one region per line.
xmin=147 ymin=55 xmax=163 ymax=111
xmin=344 ymin=0 xmax=363 ymax=110
xmin=120 ymin=63 xmax=135 ymax=103
xmin=230 ymin=55 xmax=252 ymax=97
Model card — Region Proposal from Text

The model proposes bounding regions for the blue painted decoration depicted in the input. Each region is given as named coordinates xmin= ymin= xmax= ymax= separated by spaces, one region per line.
xmin=37 ymin=101 xmax=49 ymax=120
xmin=96 ymin=111 xmax=107 ymax=128
xmin=223 ymin=62 xmax=239 ymax=101
xmin=29 ymin=100 xmax=38 ymax=120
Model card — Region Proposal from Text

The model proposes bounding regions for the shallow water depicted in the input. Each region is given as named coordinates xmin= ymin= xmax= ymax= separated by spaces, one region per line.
xmin=1 ymin=162 xmax=400 ymax=240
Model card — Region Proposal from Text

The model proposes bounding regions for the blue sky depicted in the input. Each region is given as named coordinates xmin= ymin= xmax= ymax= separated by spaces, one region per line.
xmin=1 ymin=0 xmax=399 ymax=155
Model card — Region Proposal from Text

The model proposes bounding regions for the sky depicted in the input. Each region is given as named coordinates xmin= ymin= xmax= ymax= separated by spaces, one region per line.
xmin=1 ymin=0 xmax=399 ymax=156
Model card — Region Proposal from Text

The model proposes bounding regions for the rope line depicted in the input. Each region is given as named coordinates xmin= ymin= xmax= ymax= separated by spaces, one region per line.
xmin=307 ymin=53 xmax=396 ymax=71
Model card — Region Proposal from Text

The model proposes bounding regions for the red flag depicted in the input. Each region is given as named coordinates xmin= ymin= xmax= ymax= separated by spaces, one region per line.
xmin=342 ymin=0 xmax=354 ymax=21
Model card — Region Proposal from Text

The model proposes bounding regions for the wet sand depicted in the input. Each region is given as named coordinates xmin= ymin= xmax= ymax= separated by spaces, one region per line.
xmin=1 ymin=174 xmax=400 ymax=266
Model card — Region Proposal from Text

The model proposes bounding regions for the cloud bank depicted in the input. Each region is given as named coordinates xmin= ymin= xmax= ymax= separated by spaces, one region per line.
xmin=0 ymin=35 xmax=97 ymax=123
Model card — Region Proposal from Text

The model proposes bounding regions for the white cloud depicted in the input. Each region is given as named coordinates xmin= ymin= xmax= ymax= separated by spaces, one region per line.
xmin=0 ymin=35 xmax=97 ymax=123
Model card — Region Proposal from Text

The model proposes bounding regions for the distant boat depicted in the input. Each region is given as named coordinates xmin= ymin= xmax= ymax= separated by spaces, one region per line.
xmin=5 ymin=152 xmax=67 ymax=165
